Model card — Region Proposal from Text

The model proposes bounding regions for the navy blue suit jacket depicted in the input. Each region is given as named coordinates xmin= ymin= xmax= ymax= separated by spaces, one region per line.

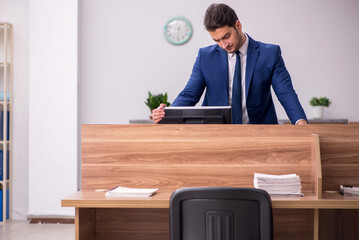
xmin=172 ymin=35 xmax=307 ymax=124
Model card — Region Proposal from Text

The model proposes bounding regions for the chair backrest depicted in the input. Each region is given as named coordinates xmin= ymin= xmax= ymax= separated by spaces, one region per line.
xmin=170 ymin=187 xmax=273 ymax=240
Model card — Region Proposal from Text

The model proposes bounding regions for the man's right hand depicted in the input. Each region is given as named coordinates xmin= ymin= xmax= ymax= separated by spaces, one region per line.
xmin=152 ymin=103 xmax=167 ymax=124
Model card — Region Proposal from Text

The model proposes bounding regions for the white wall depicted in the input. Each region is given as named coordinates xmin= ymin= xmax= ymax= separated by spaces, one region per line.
xmin=80 ymin=0 xmax=359 ymax=123
xmin=1 ymin=0 xmax=78 ymax=220
xmin=0 ymin=0 xmax=29 ymax=220
xmin=28 ymin=0 xmax=78 ymax=217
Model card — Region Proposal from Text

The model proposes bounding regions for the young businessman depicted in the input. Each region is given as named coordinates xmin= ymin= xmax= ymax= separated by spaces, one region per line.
xmin=153 ymin=3 xmax=307 ymax=125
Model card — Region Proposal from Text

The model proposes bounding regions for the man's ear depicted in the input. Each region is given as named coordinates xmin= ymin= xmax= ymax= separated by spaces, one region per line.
xmin=235 ymin=20 xmax=242 ymax=32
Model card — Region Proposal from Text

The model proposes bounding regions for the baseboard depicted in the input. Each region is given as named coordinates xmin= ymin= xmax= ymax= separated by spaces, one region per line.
xmin=27 ymin=215 xmax=74 ymax=224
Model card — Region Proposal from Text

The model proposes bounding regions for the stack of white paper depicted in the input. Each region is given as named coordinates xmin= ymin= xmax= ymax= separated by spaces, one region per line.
xmin=254 ymin=173 xmax=303 ymax=197
xmin=105 ymin=186 xmax=158 ymax=197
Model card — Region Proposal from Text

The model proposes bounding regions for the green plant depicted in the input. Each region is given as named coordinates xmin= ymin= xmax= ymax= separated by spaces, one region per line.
xmin=309 ymin=97 xmax=331 ymax=107
xmin=144 ymin=91 xmax=171 ymax=111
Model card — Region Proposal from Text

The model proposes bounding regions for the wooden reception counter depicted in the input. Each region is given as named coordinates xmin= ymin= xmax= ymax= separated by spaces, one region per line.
xmin=62 ymin=124 xmax=359 ymax=240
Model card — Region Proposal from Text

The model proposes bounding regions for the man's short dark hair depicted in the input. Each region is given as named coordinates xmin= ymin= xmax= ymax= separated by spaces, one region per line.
xmin=204 ymin=3 xmax=239 ymax=31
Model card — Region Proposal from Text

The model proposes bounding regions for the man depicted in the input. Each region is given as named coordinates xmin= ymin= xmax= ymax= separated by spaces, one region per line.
xmin=153 ymin=3 xmax=307 ymax=125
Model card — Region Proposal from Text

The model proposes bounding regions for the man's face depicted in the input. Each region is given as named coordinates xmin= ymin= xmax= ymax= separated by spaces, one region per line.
xmin=209 ymin=20 xmax=245 ymax=53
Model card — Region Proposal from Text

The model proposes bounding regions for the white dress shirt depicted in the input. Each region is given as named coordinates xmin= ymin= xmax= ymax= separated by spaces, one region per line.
xmin=227 ymin=34 xmax=249 ymax=124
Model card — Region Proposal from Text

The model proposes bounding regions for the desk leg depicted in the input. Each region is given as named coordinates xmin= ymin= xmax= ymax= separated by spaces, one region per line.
xmin=314 ymin=209 xmax=319 ymax=240
xmin=75 ymin=208 xmax=79 ymax=240
xmin=76 ymin=208 xmax=96 ymax=240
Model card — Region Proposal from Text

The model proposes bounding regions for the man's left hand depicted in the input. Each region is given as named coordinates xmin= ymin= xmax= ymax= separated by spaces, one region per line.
xmin=296 ymin=119 xmax=308 ymax=125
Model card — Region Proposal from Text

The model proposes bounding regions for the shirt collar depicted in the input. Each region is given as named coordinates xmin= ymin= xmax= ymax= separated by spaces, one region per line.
xmin=228 ymin=33 xmax=249 ymax=58
xmin=239 ymin=33 xmax=249 ymax=55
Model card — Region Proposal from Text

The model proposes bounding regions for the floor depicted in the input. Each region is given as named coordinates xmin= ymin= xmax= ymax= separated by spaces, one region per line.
xmin=0 ymin=221 xmax=75 ymax=240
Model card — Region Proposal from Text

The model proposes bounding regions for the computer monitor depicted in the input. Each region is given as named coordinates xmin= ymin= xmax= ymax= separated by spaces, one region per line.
xmin=159 ymin=106 xmax=232 ymax=124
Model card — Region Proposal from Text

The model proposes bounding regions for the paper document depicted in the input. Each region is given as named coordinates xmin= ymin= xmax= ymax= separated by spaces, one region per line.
xmin=340 ymin=185 xmax=359 ymax=196
xmin=105 ymin=186 xmax=158 ymax=197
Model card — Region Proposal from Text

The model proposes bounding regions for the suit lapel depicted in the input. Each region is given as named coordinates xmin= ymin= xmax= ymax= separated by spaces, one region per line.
xmin=217 ymin=46 xmax=229 ymax=105
xmin=245 ymin=35 xmax=259 ymax=101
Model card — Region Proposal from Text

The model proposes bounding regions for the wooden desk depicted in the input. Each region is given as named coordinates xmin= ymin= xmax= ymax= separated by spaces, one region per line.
xmin=62 ymin=125 xmax=359 ymax=240
xmin=63 ymin=191 xmax=359 ymax=210
xmin=62 ymin=191 xmax=359 ymax=240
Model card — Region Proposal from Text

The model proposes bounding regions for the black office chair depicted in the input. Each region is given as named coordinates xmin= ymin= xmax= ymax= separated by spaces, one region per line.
xmin=170 ymin=187 xmax=273 ymax=240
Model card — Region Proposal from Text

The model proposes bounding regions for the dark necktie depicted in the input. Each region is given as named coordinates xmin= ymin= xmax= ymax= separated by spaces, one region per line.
xmin=232 ymin=51 xmax=242 ymax=124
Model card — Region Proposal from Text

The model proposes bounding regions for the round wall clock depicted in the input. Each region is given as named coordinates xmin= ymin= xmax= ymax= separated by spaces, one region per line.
xmin=163 ymin=16 xmax=193 ymax=45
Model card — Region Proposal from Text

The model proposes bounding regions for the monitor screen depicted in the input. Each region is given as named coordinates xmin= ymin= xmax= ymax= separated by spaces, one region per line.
xmin=159 ymin=106 xmax=232 ymax=124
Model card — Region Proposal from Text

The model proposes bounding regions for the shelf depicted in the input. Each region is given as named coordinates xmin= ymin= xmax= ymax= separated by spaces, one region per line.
xmin=0 ymin=63 xmax=11 ymax=68
xmin=0 ymin=97 xmax=11 ymax=103
xmin=0 ymin=21 xmax=12 ymax=223
xmin=0 ymin=182 xmax=10 ymax=188
xmin=0 ymin=23 xmax=11 ymax=28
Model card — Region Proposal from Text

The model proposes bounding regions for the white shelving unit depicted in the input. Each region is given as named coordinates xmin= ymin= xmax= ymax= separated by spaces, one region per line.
xmin=0 ymin=22 xmax=12 ymax=224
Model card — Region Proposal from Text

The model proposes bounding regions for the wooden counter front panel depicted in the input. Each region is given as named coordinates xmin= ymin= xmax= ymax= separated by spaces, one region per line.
xmin=82 ymin=125 xmax=315 ymax=192
xmin=319 ymin=139 xmax=359 ymax=191
xmin=81 ymin=124 xmax=359 ymax=192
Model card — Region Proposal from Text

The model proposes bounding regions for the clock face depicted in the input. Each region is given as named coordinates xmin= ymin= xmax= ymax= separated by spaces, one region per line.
xmin=164 ymin=17 xmax=192 ymax=45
